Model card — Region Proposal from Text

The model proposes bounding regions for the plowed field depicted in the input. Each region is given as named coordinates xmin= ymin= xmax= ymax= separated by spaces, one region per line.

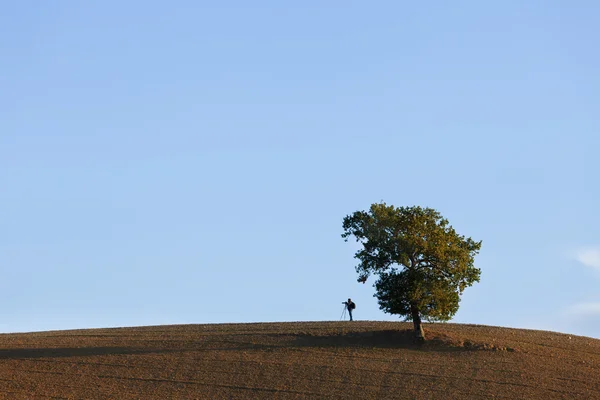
xmin=0 ymin=321 xmax=598 ymax=399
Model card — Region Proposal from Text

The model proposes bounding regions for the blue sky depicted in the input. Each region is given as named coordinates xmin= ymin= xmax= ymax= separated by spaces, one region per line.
xmin=1 ymin=1 xmax=599 ymax=337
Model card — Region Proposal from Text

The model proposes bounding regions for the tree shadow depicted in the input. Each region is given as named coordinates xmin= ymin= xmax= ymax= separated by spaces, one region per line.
xmin=291 ymin=329 xmax=490 ymax=352
xmin=0 ymin=331 xmax=515 ymax=358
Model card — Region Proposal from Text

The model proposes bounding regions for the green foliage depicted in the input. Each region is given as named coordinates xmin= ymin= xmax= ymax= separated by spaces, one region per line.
xmin=342 ymin=203 xmax=481 ymax=322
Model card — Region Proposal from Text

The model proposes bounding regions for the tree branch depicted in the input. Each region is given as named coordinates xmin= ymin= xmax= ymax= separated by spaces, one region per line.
xmin=416 ymin=257 xmax=453 ymax=279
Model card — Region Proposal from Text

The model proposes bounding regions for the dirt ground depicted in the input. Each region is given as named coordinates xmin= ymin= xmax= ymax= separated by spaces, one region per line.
xmin=0 ymin=321 xmax=598 ymax=399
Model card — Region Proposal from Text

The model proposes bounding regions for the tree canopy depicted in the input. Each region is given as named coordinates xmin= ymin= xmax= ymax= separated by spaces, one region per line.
xmin=342 ymin=203 xmax=481 ymax=339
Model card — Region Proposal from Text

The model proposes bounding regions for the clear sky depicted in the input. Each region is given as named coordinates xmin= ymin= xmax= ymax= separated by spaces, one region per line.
xmin=1 ymin=1 xmax=599 ymax=337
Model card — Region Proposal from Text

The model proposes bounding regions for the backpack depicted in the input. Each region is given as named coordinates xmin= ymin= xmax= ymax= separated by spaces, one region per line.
xmin=349 ymin=302 xmax=356 ymax=310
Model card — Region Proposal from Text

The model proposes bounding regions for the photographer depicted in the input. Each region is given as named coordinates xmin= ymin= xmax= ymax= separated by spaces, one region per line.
xmin=342 ymin=298 xmax=356 ymax=321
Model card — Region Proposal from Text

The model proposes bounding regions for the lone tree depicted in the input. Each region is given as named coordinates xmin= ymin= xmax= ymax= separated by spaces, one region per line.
xmin=342 ymin=203 xmax=481 ymax=341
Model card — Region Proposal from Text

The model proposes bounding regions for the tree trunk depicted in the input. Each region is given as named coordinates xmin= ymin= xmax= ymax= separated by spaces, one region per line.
xmin=410 ymin=304 xmax=425 ymax=343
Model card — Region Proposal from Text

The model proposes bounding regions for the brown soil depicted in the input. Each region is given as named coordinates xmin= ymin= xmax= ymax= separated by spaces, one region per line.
xmin=0 ymin=321 xmax=598 ymax=399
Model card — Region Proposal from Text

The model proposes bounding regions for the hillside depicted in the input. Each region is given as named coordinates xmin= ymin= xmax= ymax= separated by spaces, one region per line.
xmin=0 ymin=321 xmax=598 ymax=399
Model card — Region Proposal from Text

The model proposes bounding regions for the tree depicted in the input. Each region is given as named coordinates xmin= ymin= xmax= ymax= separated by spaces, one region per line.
xmin=342 ymin=203 xmax=481 ymax=341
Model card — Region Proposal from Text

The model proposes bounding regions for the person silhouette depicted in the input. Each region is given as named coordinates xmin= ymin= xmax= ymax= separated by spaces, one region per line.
xmin=342 ymin=298 xmax=356 ymax=321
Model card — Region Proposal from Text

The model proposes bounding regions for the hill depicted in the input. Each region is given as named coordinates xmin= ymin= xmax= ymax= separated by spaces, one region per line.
xmin=0 ymin=321 xmax=598 ymax=399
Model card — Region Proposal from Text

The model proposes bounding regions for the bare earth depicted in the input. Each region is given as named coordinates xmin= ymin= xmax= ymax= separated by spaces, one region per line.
xmin=0 ymin=321 xmax=598 ymax=399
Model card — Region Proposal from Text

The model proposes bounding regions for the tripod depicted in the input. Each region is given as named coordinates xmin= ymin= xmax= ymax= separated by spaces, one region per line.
xmin=340 ymin=304 xmax=347 ymax=321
